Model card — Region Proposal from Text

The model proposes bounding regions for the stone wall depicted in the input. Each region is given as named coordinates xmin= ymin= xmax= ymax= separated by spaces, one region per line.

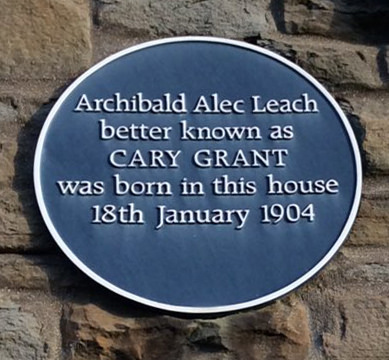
xmin=0 ymin=0 xmax=388 ymax=359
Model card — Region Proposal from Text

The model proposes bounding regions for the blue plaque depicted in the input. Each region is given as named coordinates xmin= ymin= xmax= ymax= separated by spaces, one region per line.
xmin=34 ymin=37 xmax=362 ymax=313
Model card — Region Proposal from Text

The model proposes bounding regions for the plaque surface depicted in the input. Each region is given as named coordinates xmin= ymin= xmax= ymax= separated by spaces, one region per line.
xmin=34 ymin=37 xmax=362 ymax=313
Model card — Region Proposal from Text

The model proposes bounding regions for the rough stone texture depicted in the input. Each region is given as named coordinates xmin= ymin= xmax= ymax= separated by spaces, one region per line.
xmin=0 ymin=302 xmax=48 ymax=359
xmin=0 ymin=188 xmax=37 ymax=251
xmin=0 ymin=80 xmax=68 ymax=123
xmin=0 ymin=102 xmax=18 ymax=122
xmin=343 ymin=92 xmax=389 ymax=173
xmin=349 ymin=198 xmax=389 ymax=246
xmin=0 ymin=122 xmax=39 ymax=250
xmin=322 ymin=295 xmax=389 ymax=359
xmin=303 ymin=289 xmax=389 ymax=360
xmin=304 ymin=238 xmax=389 ymax=297
xmin=97 ymin=0 xmax=277 ymax=39
xmin=0 ymin=0 xmax=388 ymax=359
xmin=0 ymin=122 xmax=18 ymax=187
xmin=0 ymin=254 xmax=91 ymax=290
xmin=0 ymin=291 xmax=61 ymax=360
xmin=62 ymin=298 xmax=310 ymax=360
xmin=300 ymin=244 xmax=389 ymax=360
xmin=0 ymin=0 xmax=92 ymax=80
xmin=92 ymin=31 xmax=152 ymax=64
xmin=257 ymin=36 xmax=385 ymax=89
xmin=341 ymin=247 xmax=389 ymax=293
xmin=348 ymin=175 xmax=389 ymax=247
xmin=283 ymin=0 xmax=389 ymax=44
xmin=0 ymin=104 xmax=59 ymax=252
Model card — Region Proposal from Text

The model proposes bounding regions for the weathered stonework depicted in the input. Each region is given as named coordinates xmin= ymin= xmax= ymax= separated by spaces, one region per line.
xmin=300 ymin=243 xmax=389 ymax=359
xmin=345 ymin=92 xmax=389 ymax=174
xmin=62 ymin=299 xmax=310 ymax=360
xmin=0 ymin=189 xmax=35 ymax=250
xmin=283 ymin=0 xmax=389 ymax=44
xmin=98 ymin=0 xmax=277 ymax=39
xmin=322 ymin=295 xmax=389 ymax=359
xmin=0 ymin=123 xmax=18 ymax=186
xmin=0 ymin=291 xmax=61 ymax=360
xmin=0 ymin=102 xmax=18 ymax=123
xmin=341 ymin=247 xmax=389 ymax=295
xmin=0 ymin=0 xmax=92 ymax=80
xmin=0 ymin=254 xmax=90 ymax=291
xmin=349 ymin=198 xmax=389 ymax=246
xmin=302 ymin=288 xmax=389 ymax=360
xmin=0 ymin=105 xmax=56 ymax=251
xmin=0 ymin=0 xmax=388 ymax=359
xmin=257 ymin=37 xmax=385 ymax=89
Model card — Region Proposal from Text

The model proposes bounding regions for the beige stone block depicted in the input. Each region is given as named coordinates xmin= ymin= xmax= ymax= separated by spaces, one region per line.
xmin=0 ymin=0 xmax=92 ymax=80
xmin=0 ymin=186 xmax=53 ymax=251
xmin=341 ymin=247 xmax=389 ymax=295
xmin=302 ymin=244 xmax=389 ymax=359
xmin=0 ymin=254 xmax=88 ymax=290
xmin=62 ymin=299 xmax=310 ymax=360
xmin=0 ymin=80 xmax=67 ymax=123
xmin=0 ymin=114 xmax=54 ymax=251
xmin=0 ymin=123 xmax=18 ymax=186
xmin=322 ymin=295 xmax=389 ymax=359
xmin=223 ymin=298 xmax=310 ymax=360
xmin=348 ymin=198 xmax=389 ymax=246
xmin=0 ymin=255 xmax=52 ymax=290
xmin=346 ymin=93 xmax=389 ymax=174
xmin=298 ymin=240 xmax=389 ymax=297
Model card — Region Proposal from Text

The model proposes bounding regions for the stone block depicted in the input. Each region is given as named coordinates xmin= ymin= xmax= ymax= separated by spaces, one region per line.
xmin=62 ymin=299 xmax=310 ymax=360
xmin=0 ymin=0 xmax=92 ymax=80
xmin=257 ymin=37 xmax=383 ymax=89
xmin=0 ymin=105 xmax=58 ymax=252
xmin=0 ymin=291 xmax=60 ymax=360
xmin=0 ymin=80 xmax=67 ymax=123
xmin=0 ymin=254 xmax=89 ymax=290
xmin=298 ymin=233 xmax=389 ymax=302
xmin=323 ymin=295 xmax=389 ymax=359
xmin=0 ymin=123 xmax=18 ymax=187
xmin=344 ymin=92 xmax=389 ymax=174
xmin=0 ymin=255 xmax=54 ymax=290
xmin=283 ymin=0 xmax=389 ymax=44
xmin=98 ymin=0 xmax=276 ymax=39
xmin=303 ymin=287 xmax=389 ymax=360
xmin=0 ymin=185 xmax=56 ymax=252
xmin=0 ymin=102 xmax=18 ymax=122
xmin=223 ymin=298 xmax=310 ymax=360
xmin=341 ymin=247 xmax=389 ymax=295
xmin=348 ymin=198 xmax=389 ymax=246
xmin=0 ymin=189 xmax=34 ymax=247
xmin=302 ymin=241 xmax=389 ymax=358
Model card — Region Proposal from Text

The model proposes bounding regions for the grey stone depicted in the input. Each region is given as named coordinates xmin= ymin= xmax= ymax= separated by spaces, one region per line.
xmin=283 ymin=0 xmax=389 ymax=44
xmin=0 ymin=103 xmax=18 ymax=122
xmin=98 ymin=0 xmax=277 ymax=39
xmin=0 ymin=301 xmax=47 ymax=359
xmin=257 ymin=37 xmax=383 ymax=89
xmin=0 ymin=292 xmax=61 ymax=360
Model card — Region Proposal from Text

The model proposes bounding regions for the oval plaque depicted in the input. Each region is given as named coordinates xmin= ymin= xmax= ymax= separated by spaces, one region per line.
xmin=34 ymin=37 xmax=362 ymax=313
